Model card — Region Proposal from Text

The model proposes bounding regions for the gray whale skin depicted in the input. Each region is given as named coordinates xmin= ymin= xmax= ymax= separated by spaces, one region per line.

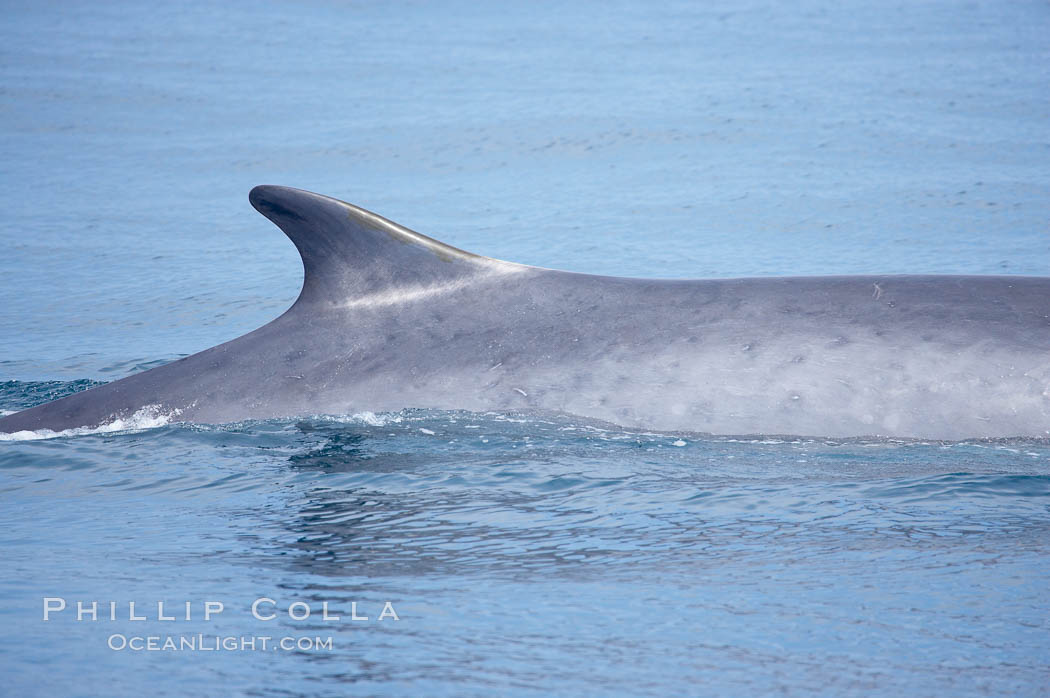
xmin=2 ymin=185 xmax=1049 ymax=440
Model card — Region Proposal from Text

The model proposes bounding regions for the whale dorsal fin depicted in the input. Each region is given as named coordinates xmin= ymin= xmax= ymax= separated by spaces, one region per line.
xmin=249 ymin=185 xmax=512 ymax=306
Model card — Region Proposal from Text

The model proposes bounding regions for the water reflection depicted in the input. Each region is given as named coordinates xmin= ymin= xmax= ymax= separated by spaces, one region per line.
xmin=269 ymin=418 xmax=1050 ymax=583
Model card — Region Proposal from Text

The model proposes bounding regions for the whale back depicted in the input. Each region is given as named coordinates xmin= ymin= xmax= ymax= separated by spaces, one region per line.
xmin=1 ymin=186 xmax=1049 ymax=439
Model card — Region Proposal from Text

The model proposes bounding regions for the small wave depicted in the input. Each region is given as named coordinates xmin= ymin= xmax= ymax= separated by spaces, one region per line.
xmin=0 ymin=405 xmax=179 ymax=441
xmin=311 ymin=411 xmax=404 ymax=427
xmin=0 ymin=378 xmax=104 ymax=413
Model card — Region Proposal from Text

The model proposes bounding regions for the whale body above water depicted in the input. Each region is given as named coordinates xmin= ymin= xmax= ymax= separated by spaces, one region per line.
xmin=1 ymin=185 xmax=1049 ymax=440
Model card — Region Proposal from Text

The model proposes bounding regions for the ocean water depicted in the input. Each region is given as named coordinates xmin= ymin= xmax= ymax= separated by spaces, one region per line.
xmin=1 ymin=0 xmax=1049 ymax=695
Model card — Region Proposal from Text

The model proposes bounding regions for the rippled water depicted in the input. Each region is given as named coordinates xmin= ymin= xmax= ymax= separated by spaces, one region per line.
xmin=2 ymin=0 xmax=1049 ymax=695
xmin=3 ymin=382 xmax=1049 ymax=695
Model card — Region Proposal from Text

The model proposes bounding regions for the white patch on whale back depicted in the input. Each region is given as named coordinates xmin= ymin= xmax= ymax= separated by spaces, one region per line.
xmin=340 ymin=264 xmax=526 ymax=311
xmin=509 ymin=329 xmax=1050 ymax=440
xmin=0 ymin=405 xmax=179 ymax=441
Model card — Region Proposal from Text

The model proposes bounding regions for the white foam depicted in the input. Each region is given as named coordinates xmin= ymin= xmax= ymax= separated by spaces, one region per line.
xmin=318 ymin=411 xmax=403 ymax=427
xmin=0 ymin=405 xmax=178 ymax=441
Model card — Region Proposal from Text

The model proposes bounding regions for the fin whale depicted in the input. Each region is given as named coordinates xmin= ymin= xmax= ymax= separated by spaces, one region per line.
xmin=2 ymin=185 xmax=1049 ymax=440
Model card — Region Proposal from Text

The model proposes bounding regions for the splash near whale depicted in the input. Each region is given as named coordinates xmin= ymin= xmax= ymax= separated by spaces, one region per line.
xmin=2 ymin=185 xmax=1048 ymax=440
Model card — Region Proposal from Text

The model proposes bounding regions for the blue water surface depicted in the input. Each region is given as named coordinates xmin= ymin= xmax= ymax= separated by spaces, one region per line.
xmin=1 ymin=0 xmax=1049 ymax=695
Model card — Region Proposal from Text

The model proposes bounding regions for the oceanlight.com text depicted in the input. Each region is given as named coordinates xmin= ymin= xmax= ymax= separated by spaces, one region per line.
xmin=107 ymin=634 xmax=334 ymax=652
